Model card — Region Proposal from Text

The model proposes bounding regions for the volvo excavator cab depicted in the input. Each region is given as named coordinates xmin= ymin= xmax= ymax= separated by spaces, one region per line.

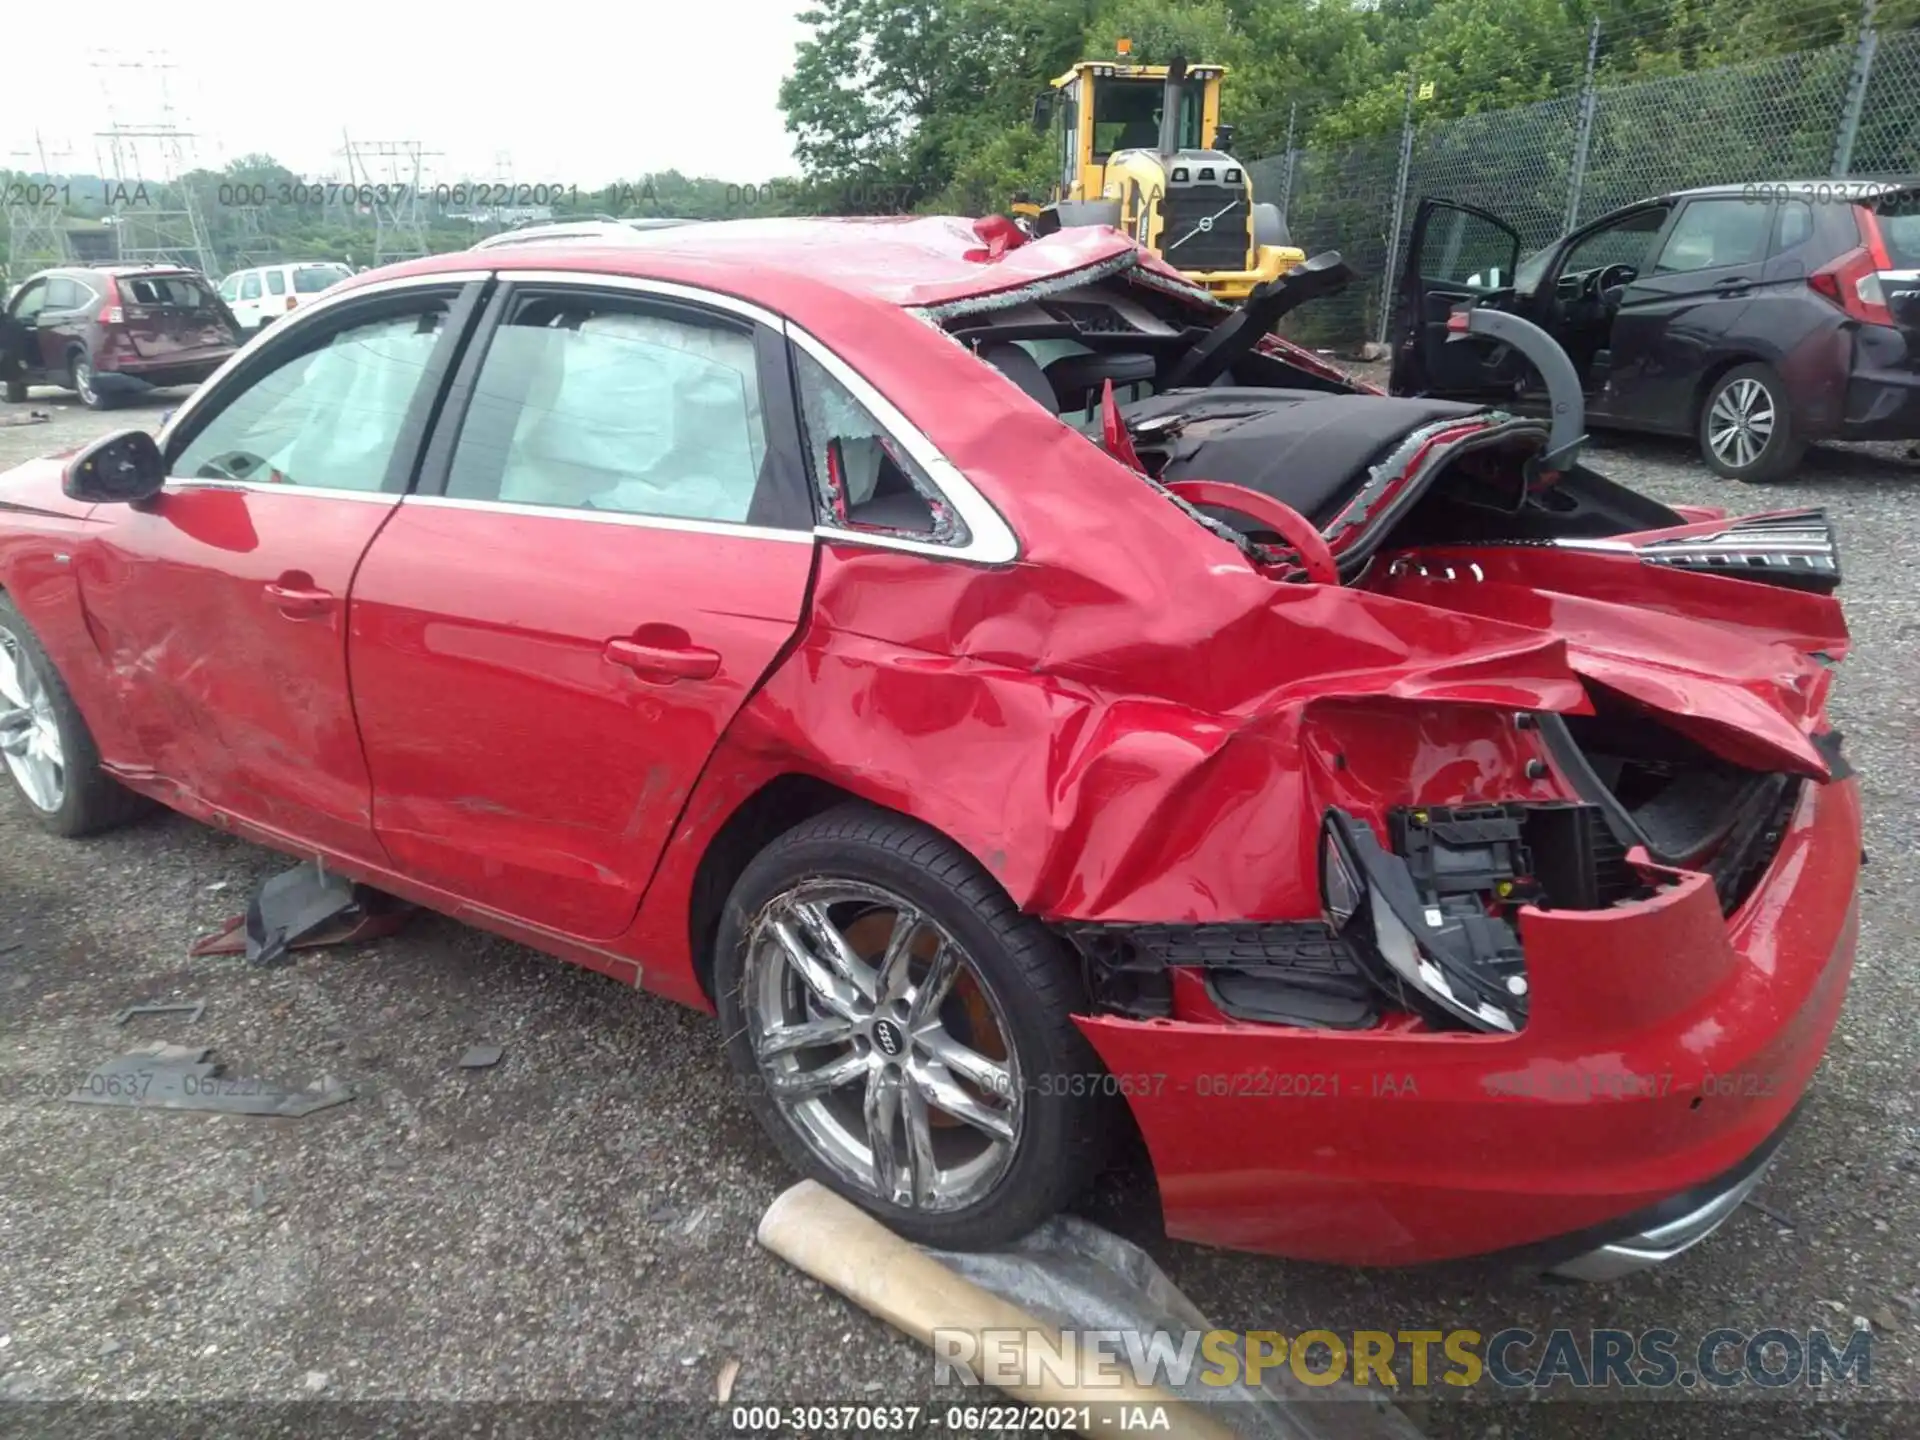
xmin=1027 ymin=56 xmax=1305 ymax=302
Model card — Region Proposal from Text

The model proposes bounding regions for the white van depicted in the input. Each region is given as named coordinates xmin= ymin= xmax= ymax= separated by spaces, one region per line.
xmin=216 ymin=262 xmax=354 ymax=333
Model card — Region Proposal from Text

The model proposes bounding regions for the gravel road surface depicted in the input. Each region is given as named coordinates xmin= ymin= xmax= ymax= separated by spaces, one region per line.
xmin=1 ymin=387 xmax=1915 ymax=1440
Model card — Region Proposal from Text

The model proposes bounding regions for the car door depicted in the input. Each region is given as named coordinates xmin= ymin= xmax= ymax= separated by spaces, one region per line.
xmin=7 ymin=279 xmax=57 ymax=381
xmin=1389 ymin=199 xmax=1529 ymax=399
xmin=1604 ymin=196 xmax=1772 ymax=430
xmin=70 ymin=275 xmax=487 ymax=862
xmin=347 ymin=274 xmax=818 ymax=940
xmin=236 ymin=271 xmax=264 ymax=330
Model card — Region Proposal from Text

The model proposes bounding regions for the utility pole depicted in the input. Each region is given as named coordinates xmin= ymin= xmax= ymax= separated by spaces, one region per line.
xmin=1378 ymin=72 xmax=1419 ymax=348
xmin=1564 ymin=18 xmax=1602 ymax=232
xmin=1831 ymin=0 xmax=1879 ymax=178
xmin=340 ymin=134 xmax=437 ymax=266
xmin=90 ymin=50 xmax=218 ymax=277
xmin=4 ymin=133 xmax=76 ymax=278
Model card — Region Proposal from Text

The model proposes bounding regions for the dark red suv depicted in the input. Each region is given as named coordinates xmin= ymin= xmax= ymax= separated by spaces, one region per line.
xmin=1 ymin=266 xmax=241 ymax=410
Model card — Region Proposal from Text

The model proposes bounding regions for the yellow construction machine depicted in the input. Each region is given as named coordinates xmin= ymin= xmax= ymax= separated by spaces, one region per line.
xmin=1022 ymin=55 xmax=1304 ymax=302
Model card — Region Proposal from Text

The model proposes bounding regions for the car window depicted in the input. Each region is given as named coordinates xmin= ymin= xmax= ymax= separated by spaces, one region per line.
xmin=1562 ymin=207 xmax=1669 ymax=277
xmin=1417 ymin=206 xmax=1516 ymax=290
xmin=45 ymin=278 xmax=82 ymax=310
xmin=1874 ymin=196 xmax=1920 ymax=266
xmin=265 ymin=271 xmax=286 ymax=296
xmin=1655 ymin=199 xmax=1769 ymax=273
xmin=171 ymin=301 xmax=450 ymax=491
xmin=240 ymin=274 xmax=262 ymax=301
xmin=792 ymin=346 xmax=957 ymax=538
xmin=444 ymin=294 xmax=771 ymax=525
xmin=294 ymin=265 xmax=349 ymax=293
xmin=218 ymin=274 xmax=243 ymax=302
xmin=9 ymin=281 xmax=48 ymax=321
xmin=123 ymin=275 xmax=214 ymax=308
xmin=1772 ymin=200 xmax=1816 ymax=255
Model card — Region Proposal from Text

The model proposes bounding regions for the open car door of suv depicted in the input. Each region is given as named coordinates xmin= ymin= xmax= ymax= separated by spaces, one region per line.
xmin=1389 ymin=198 xmax=1527 ymax=400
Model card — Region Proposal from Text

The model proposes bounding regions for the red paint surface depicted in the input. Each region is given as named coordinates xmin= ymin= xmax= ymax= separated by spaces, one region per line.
xmin=0 ymin=229 xmax=1862 ymax=1264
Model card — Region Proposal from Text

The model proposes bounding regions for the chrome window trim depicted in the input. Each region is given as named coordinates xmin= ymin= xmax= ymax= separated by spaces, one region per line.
xmin=491 ymin=268 xmax=785 ymax=331
xmin=159 ymin=478 xmax=399 ymax=503
xmin=785 ymin=323 xmax=1020 ymax=566
xmin=155 ymin=269 xmax=494 ymax=451
xmin=400 ymin=492 xmax=814 ymax=544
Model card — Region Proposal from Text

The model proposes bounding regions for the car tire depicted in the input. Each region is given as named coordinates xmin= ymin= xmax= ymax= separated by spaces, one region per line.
xmin=69 ymin=350 xmax=115 ymax=412
xmin=0 ymin=594 xmax=146 ymax=837
xmin=3 ymin=377 xmax=24 ymax=404
xmin=1699 ymin=362 xmax=1803 ymax=482
xmin=714 ymin=803 xmax=1112 ymax=1250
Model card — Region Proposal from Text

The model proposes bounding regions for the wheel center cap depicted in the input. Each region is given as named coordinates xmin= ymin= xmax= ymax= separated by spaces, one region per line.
xmin=872 ymin=1018 xmax=905 ymax=1058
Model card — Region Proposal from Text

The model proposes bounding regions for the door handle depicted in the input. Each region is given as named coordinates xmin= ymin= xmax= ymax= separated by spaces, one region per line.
xmin=1712 ymin=276 xmax=1752 ymax=289
xmin=263 ymin=581 xmax=336 ymax=619
xmin=603 ymin=637 xmax=721 ymax=683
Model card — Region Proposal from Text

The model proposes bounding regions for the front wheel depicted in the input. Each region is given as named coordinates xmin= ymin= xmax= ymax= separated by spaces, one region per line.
xmin=0 ymin=595 xmax=144 ymax=836
xmin=1699 ymin=362 xmax=1803 ymax=482
xmin=715 ymin=805 xmax=1112 ymax=1249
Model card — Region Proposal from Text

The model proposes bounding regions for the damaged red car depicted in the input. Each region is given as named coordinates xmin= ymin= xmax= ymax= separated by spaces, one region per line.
xmin=0 ymin=217 xmax=1859 ymax=1277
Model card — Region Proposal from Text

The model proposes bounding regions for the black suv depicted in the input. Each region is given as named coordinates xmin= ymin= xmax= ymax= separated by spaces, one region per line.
xmin=1391 ymin=180 xmax=1920 ymax=480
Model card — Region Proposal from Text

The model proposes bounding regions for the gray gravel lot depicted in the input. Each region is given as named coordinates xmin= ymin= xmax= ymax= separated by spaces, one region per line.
xmin=1 ymin=386 xmax=1917 ymax=1440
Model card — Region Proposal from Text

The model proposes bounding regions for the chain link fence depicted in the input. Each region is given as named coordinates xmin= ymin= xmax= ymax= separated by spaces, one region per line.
xmin=1251 ymin=12 xmax=1920 ymax=352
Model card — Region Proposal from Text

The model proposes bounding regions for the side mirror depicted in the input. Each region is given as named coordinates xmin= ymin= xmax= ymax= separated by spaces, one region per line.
xmin=1214 ymin=123 xmax=1236 ymax=153
xmin=63 ymin=429 xmax=165 ymax=504
xmin=1031 ymin=94 xmax=1052 ymax=133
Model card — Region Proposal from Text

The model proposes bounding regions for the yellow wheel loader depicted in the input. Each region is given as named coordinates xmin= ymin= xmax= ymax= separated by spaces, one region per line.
xmin=1023 ymin=57 xmax=1305 ymax=302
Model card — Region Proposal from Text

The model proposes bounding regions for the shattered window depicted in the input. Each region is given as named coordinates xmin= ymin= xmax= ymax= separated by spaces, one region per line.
xmin=171 ymin=302 xmax=449 ymax=491
xmin=792 ymin=346 xmax=961 ymax=541
xmin=445 ymin=298 xmax=770 ymax=525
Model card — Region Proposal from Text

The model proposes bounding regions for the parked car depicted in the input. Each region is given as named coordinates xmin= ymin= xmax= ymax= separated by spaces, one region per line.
xmin=1 ymin=265 xmax=241 ymax=410
xmin=469 ymin=217 xmax=702 ymax=250
xmin=0 ymin=217 xmax=1858 ymax=1274
xmin=217 ymin=261 xmax=354 ymax=333
xmin=1392 ymin=179 xmax=1920 ymax=480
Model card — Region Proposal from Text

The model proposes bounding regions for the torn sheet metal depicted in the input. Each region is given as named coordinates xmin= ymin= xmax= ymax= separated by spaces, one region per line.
xmin=64 ymin=1042 xmax=356 ymax=1117
xmin=926 ymin=1215 xmax=1424 ymax=1440
xmin=190 ymin=860 xmax=414 ymax=965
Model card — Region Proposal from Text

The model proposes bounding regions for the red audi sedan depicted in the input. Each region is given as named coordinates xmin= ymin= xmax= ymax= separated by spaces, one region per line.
xmin=0 ymin=217 xmax=1859 ymax=1276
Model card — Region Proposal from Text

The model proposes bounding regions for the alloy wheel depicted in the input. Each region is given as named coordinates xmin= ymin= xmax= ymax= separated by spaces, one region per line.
xmin=1707 ymin=377 xmax=1775 ymax=471
xmin=72 ymin=357 xmax=98 ymax=407
xmin=0 ymin=625 xmax=65 ymax=813
xmin=743 ymin=879 xmax=1022 ymax=1213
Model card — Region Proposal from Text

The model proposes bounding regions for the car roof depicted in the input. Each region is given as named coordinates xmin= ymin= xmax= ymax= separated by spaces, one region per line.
xmin=1660 ymin=177 xmax=1920 ymax=202
xmin=423 ymin=214 xmax=1198 ymax=311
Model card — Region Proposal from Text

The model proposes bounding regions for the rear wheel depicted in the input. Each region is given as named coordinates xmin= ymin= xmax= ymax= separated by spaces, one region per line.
xmin=715 ymin=805 xmax=1111 ymax=1249
xmin=69 ymin=350 xmax=115 ymax=412
xmin=0 ymin=595 xmax=144 ymax=836
xmin=1699 ymin=362 xmax=1802 ymax=482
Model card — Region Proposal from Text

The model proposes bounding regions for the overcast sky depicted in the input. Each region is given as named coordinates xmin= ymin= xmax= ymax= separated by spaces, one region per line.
xmin=1 ymin=0 xmax=810 ymax=186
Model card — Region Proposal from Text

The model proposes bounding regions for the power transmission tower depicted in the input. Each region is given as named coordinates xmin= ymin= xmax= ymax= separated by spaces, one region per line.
xmin=4 ymin=133 xmax=76 ymax=281
xmin=89 ymin=50 xmax=219 ymax=277
xmin=340 ymin=134 xmax=437 ymax=265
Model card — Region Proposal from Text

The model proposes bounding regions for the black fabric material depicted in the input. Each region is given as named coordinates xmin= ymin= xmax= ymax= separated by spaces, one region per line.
xmin=1132 ymin=388 xmax=1488 ymax=525
xmin=979 ymin=344 xmax=1058 ymax=413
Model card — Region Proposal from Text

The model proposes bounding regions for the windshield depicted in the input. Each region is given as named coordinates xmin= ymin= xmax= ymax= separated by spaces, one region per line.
xmin=293 ymin=265 xmax=351 ymax=293
xmin=1876 ymin=193 xmax=1920 ymax=267
xmin=1090 ymin=78 xmax=1203 ymax=160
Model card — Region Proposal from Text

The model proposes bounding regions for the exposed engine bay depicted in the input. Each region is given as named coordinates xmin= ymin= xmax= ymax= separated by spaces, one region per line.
xmin=935 ymin=248 xmax=1850 ymax=1040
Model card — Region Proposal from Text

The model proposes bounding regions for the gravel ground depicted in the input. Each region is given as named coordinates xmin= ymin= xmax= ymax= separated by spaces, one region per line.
xmin=1 ymin=386 xmax=1917 ymax=1440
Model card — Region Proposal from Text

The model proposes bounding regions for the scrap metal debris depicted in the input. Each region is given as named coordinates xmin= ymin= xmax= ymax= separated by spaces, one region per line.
xmin=190 ymin=859 xmax=414 ymax=966
xmin=116 ymin=1000 xmax=206 ymax=1026
xmin=64 ymin=1041 xmax=356 ymax=1117
xmin=458 ymin=1044 xmax=503 ymax=1070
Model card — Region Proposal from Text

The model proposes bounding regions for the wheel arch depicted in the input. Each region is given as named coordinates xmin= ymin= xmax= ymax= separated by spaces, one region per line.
xmin=1690 ymin=351 xmax=1776 ymax=428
